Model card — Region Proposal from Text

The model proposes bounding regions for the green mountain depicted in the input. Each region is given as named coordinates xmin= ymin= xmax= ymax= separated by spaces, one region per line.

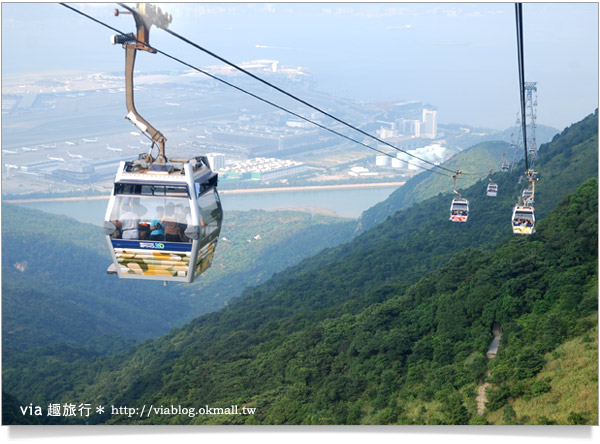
xmin=186 ymin=209 xmax=355 ymax=315
xmin=1 ymin=203 xmax=193 ymax=353
xmin=1 ymin=204 xmax=353 ymax=355
xmin=125 ymin=178 xmax=594 ymax=425
xmin=2 ymin=110 xmax=597 ymax=425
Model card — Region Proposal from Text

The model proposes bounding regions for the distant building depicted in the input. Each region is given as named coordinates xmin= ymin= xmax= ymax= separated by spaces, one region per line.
xmin=221 ymin=157 xmax=307 ymax=182
xmin=391 ymin=158 xmax=405 ymax=169
xmin=421 ymin=109 xmax=437 ymax=139
xmin=51 ymin=161 xmax=96 ymax=184
xmin=398 ymin=118 xmax=421 ymax=137
xmin=376 ymin=127 xmax=397 ymax=140
xmin=206 ymin=153 xmax=226 ymax=171
xmin=384 ymin=144 xmax=449 ymax=171
xmin=212 ymin=126 xmax=318 ymax=157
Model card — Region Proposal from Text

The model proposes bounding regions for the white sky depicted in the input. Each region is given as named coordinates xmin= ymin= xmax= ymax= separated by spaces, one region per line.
xmin=1 ymin=1 xmax=598 ymax=130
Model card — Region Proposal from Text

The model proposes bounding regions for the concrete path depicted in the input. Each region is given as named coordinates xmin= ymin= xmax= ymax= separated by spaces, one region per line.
xmin=476 ymin=326 xmax=503 ymax=415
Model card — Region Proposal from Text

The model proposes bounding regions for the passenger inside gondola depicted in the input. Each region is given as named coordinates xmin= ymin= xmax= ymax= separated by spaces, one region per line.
xmin=110 ymin=194 xmax=193 ymax=243
xmin=164 ymin=202 xmax=182 ymax=242
xmin=150 ymin=205 xmax=165 ymax=241
xmin=513 ymin=215 xmax=533 ymax=227
xmin=121 ymin=202 xmax=146 ymax=240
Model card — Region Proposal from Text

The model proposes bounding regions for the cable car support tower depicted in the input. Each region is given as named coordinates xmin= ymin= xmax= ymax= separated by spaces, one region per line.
xmin=524 ymin=81 xmax=538 ymax=162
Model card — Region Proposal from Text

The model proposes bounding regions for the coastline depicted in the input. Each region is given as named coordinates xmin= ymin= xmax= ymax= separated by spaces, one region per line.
xmin=4 ymin=182 xmax=405 ymax=203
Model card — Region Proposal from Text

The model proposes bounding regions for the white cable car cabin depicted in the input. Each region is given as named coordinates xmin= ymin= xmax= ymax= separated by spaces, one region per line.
xmin=104 ymin=156 xmax=223 ymax=283
xmin=512 ymin=205 xmax=535 ymax=235
xmin=449 ymin=198 xmax=469 ymax=222
xmin=486 ymin=183 xmax=498 ymax=197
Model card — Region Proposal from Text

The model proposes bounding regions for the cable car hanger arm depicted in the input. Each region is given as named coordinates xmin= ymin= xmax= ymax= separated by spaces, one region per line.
xmin=452 ymin=170 xmax=462 ymax=199
xmin=112 ymin=3 xmax=172 ymax=164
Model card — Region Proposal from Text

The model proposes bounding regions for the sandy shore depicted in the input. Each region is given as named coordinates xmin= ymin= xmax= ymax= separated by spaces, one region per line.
xmin=5 ymin=181 xmax=405 ymax=203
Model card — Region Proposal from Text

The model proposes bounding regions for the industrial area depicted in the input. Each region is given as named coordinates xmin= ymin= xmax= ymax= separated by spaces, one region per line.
xmin=2 ymin=61 xmax=458 ymax=197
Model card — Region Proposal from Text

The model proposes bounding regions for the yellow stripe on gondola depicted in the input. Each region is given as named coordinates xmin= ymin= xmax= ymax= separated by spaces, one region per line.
xmin=145 ymin=265 xmax=182 ymax=276
xmin=513 ymin=225 xmax=533 ymax=234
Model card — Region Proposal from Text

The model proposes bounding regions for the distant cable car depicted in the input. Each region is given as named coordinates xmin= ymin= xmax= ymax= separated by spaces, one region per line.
xmin=486 ymin=169 xmax=498 ymax=197
xmin=105 ymin=157 xmax=222 ymax=282
xmin=501 ymin=152 xmax=510 ymax=172
xmin=511 ymin=205 xmax=535 ymax=234
xmin=522 ymin=188 xmax=534 ymax=205
xmin=486 ymin=183 xmax=498 ymax=197
xmin=449 ymin=171 xmax=469 ymax=222
xmin=450 ymin=198 xmax=469 ymax=222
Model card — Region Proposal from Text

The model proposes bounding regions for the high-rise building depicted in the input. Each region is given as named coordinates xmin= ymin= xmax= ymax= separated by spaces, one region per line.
xmin=206 ymin=153 xmax=226 ymax=171
xmin=421 ymin=109 xmax=437 ymax=139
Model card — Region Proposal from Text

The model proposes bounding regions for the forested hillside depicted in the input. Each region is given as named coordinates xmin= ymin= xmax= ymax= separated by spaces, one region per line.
xmin=3 ymin=111 xmax=596 ymax=425
xmin=1 ymin=205 xmax=353 ymax=354
xmin=186 ymin=210 xmax=355 ymax=315
xmin=2 ymin=203 xmax=189 ymax=353
xmin=87 ymin=180 xmax=598 ymax=425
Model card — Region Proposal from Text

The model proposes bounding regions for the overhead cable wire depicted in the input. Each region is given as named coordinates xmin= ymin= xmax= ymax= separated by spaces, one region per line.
xmin=515 ymin=3 xmax=529 ymax=172
xmin=59 ymin=3 xmax=454 ymax=177
xmin=133 ymin=6 xmax=459 ymax=175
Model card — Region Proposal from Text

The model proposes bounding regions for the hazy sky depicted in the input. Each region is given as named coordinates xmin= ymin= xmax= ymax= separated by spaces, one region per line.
xmin=1 ymin=2 xmax=598 ymax=131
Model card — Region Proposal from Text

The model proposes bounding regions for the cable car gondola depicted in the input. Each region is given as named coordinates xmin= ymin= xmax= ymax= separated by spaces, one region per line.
xmin=511 ymin=205 xmax=535 ymax=235
xmin=449 ymin=171 xmax=469 ymax=222
xmin=105 ymin=157 xmax=222 ymax=282
xmin=104 ymin=3 xmax=222 ymax=282
xmin=450 ymin=198 xmax=469 ymax=222
xmin=501 ymin=152 xmax=510 ymax=172
xmin=486 ymin=169 xmax=498 ymax=197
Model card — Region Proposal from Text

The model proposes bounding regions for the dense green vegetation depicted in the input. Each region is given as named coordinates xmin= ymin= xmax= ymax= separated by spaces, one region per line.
xmin=187 ymin=210 xmax=355 ymax=315
xmin=486 ymin=325 xmax=597 ymax=425
xmin=2 ymin=110 xmax=597 ymax=425
xmin=2 ymin=203 xmax=190 ymax=354
xmin=2 ymin=205 xmax=353 ymax=354
xmin=119 ymin=178 xmax=596 ymax=424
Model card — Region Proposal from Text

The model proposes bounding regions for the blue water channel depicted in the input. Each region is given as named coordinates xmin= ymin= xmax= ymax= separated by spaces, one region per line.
xmin=14 ymin=186 xmax=400 ymax=226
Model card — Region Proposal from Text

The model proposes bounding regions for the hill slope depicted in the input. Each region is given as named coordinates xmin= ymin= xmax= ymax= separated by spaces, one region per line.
xmin=2 ymin=110 xmax=597 ymax=424
xmin=1 ymin=204 xmax=193 ymax=352
xmin=1 ymin=204 xmax=354 ymax=354
xmin=103 ymin=177 xmax=598 ymax=425
xmin=6 ymin=175 xmax=595 ymax=425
